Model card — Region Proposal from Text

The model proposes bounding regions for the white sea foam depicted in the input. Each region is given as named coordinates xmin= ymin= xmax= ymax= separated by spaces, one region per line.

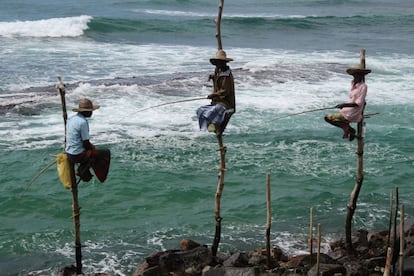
xmin=0 ymin=15 xmax=92 ymax=38
xmin=135 ymin=8 xmax=309 ymax=19
xmin=1 ymin=44 xmax=413 ymax=150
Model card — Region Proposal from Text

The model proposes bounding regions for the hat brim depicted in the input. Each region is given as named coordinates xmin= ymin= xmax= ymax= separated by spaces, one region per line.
xmin=72 ymin=104 xmax=100 ymax=112
xmin=346 ymin=68 xmax=371 ymax=75
xmin=210 ymin=57 xmax=233 ymax=64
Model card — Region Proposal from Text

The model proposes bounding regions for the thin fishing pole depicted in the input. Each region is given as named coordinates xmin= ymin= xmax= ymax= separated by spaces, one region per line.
xmin=134 ymin=96 xmax=207 ymax=113
xmin=275 ymin=106 xmax=337 ymax=120
xmin=20 ymin=159 xmax=57 ymax=198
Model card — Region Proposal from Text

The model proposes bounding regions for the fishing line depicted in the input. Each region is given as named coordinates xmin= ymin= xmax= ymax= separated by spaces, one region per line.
xmin=275 ymin=106 xmax=379 ymax=120
xmin=274 ymin=106 xmax=337 ymax=120
xmin=116 ymin=96 xmax=208 ymax=123
xmin=20 ymin=159 xmax=57 ymax=198
xmin=134 ymin=96 xmax=207 ymax=113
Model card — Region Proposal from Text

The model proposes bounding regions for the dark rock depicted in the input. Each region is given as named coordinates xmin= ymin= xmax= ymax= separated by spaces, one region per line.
xmin=133 ymin=265 xmax=161 ymax=276
xmin=307 ymin=263 xmax=346 ymax=276
xmin=158 ymin=245 xmax=212 ymax=275
xmin=180 ymin=239 xmax=202 ymax=251
xmin=203 ymin=266 xmax=262 ymax=276
xmin=223 ymin=252 xmax=250 ymax=267
xmin=146 ymin=249 xmax=180 ymax=267
xmin=363 ymin=256 xmax=386 ymax=270
xmin=284 ymin=253 xmax=336 ymax=269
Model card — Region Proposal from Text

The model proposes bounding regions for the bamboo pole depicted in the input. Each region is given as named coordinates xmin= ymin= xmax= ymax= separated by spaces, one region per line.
xmin=56 ymin=77 xmax=68 ymax=148
xmin=56 ymin=77 xmax=82 ymax=274
xmin=211 ymin=0 xmax=226 ymax=258
xmin=399 ymin=204 xmax=405 ymax=276
xmin=309 ymin=207 xmax=314 ymax=267
xmin=344 ymin=49 xmax=367 ymax=251
xmin=265 ymin=173 xmax=272 ymax=269
xmin=215 ymin=0 xmax=224 ymax=50
xmin=393 ymin=187 xmax=399 ymax=273
xmin=387 ymin=190 xmax=393 ymax=247
xmin=212 ymin=134 xmax=226 ymax=256
xmin=384 ymin=247 xmax=393 ymax=276
xmin=316 ymin=224 xmax=321 ymax=275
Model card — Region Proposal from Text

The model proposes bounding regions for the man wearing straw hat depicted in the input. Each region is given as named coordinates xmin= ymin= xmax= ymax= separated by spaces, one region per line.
xmin=325 ymin=64 xmax=371 ymax=141
xmin=66 ymin=98 xmax=110 ymax=182
xmin=196 ymin=49 xmax=236 ymax=133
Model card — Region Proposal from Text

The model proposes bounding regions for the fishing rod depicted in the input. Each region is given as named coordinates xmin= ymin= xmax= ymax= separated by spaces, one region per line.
xmin=275 ymin=106 xmax=380 ymax=120
xmin=20 ymin=158 xmax=57 ymax=198
xmin=275 ymin=106 xmax=337 ymax=120
xmin=134 ymin=96 xmax=208 ymax=113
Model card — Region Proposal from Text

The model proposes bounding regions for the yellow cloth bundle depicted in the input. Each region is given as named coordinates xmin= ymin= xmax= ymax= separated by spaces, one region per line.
xmin=57 ymin=153 xmax=72 ymax=189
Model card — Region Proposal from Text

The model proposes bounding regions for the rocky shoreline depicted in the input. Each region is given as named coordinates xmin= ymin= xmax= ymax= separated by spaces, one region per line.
xmin=131 ymin=225 xmax=414 ymax=276
xmin=58 ymin=222 xmax=414 ymax=276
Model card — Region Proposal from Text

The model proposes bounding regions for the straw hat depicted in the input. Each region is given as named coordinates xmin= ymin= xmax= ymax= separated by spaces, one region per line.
xmin=72 ymin=98 xmax=100 ymax=112
xmin=346 ymin=64 xmax=371 ymax=75
xmin=210 ymin=50 xmax=233 ymax=64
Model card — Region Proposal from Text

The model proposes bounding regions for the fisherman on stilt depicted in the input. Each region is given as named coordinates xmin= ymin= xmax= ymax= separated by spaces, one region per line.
xmin=66 ymin=98 xmax=110 ymax=182
xmin=325 ymin=64 xmax=371 ymax=141
xmin=196 ymin=50 xmax=235 ymax=134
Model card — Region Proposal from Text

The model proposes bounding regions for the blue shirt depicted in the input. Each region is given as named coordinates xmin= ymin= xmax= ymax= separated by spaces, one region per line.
xmin=65 ymin=113 xmax=90 ymax=155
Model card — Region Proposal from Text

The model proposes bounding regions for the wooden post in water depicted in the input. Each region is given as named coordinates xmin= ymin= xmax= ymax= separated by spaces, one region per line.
xmin=345 ymin=49 xmax=367 ymax=251
xmin=56 ymin=77 xmax=83 ymax=274
xmin=316 ymin=224 xmax=321 ymax=275
xmin=265 ymin=173 xmax=272 ymax=269
xmin=384 ymin=247 xmax=393 ymax=276
xmin=211 ymin=0 xmax=225 ymax=257
xmin=399 ymin=204 xmax=405 ymax=276
xmin=387 ymin=190 xmax=393 ymax=248
xmin=393 ymin=187 xmax=399 ymax=273
xmin=212 ymin=132 xmax=226 ymax=257
xmin=309 ymin=207 xmax=314 ymax=267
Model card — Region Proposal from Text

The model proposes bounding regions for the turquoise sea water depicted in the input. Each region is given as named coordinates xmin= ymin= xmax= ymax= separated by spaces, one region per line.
xmin=1 ymin=0 xmax=413 ymax=275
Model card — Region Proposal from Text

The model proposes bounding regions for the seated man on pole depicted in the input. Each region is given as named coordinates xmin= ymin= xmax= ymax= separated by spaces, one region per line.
xmin=196 ymin=50 xmax=236 ymax=134
xmin=66 ymin=98 xmax=110 ymax=182
xmin=325 ymin=64 xmax=371 ymax=141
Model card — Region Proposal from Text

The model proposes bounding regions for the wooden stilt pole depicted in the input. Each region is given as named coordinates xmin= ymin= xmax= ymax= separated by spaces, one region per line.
xmin=345 ymin=49 xmax=367 ymax=251
xmin=393 ymin=187 xmax=399 ymax=273
xmin=387 ymin=190 xmax=393 ymax=247
xmin=56 ymin=77 xmax=82 ymax=274
xmin=399 ymin=204 xmax=405 ymax=276
xmin=384 ymin=247 xmax=393 ymax=276
xmin=309 ymin=207 xmax=314 ymax=267
xmin=211 ymin=0 xmax=227 ymax=258
xmin=212 ymin=133 xmax=226 ymax=257
xmin=316 ymin=224 xmax=321 ymax=275
xmin=265 ymin=173 xmax=272 ymax=269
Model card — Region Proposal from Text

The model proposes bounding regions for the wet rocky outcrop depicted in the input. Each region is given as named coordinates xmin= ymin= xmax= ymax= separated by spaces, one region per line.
xmin=133 ymin=222 xmax=414 ymax=276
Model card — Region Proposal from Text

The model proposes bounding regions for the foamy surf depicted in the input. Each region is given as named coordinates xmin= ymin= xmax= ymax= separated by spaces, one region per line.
xmin=0 ymin=15 xmax=92 ymax=38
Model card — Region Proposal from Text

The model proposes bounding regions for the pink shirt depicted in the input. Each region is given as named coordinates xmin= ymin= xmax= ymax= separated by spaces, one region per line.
xmin=340 ymin=81 xmax=367 ymax=122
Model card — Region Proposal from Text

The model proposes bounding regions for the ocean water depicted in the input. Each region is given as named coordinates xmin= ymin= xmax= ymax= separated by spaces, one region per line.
xmin=1 ymin=0 xmax=413 ymax=275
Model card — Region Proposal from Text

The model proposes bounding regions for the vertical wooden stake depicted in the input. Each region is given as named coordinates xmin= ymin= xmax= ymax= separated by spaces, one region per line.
xmin=384 ymin=247 xmax=393 ymax=276
xmin=309 ymin=207 xmax=314 ymax=267
xmin=345 ymin=49 xmax=367 ymax=251
xmin=215 ymin=0 xmax=224 ymax=50
xmin=212 ymin=133 xmax=226 ymax=257
xmin=316 ymin=224 xmax=321 ymax=275
xmin=387 ymin=190 xmax=393 ymax=247
xmin=56 ymin=77 xmax=82 ymax=274
xmin=211 ymin=0 xmax=226 ymax=258
xmin=265 ymin=173 xmax=271 ymax=268
xmin=393 ymin=187 xmax=399 ymax=273
xmin=56 ymin=77 xmax=68 ymax=149
xmin=399 ymin=204 xmax=405 ymax=276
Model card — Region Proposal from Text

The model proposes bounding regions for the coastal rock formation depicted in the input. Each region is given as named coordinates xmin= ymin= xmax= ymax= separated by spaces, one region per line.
xmin=133 ymin=222 xmax=414 ymax=276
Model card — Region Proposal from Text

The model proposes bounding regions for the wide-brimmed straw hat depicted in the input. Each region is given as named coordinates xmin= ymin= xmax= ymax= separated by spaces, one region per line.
xmin=210 ymin=49 xmax=233 ymax=64
xmin=346 ymin=64 xmax=371 ymax=75
xmin=72 ymin=98 xmax=100 ymax=112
